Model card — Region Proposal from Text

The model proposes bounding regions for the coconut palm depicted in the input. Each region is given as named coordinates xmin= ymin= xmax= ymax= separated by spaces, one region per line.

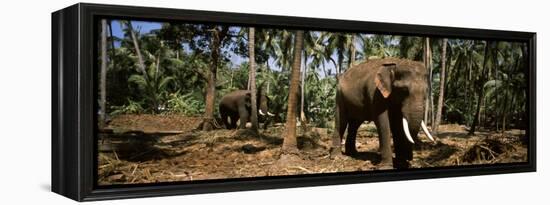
xmin=124 ymin=21 xmax=148 ymax=80
xmin=324 ymin=32 xmax=353 ymax=74
xmin=99 ymin=19 xmax=108 ymax=126
xmin=248 ymin=27 xmax=259 ymax=131
xmin=434 ymin=38 xmax=448 ymax=134
xmin=282 ymin=30 xmax=304 ymax=154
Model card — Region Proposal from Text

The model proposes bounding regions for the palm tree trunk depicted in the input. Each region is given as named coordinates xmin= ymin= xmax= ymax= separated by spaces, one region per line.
xmin=248 ymin=27 xmax=259 ymax=132
xmin=423 ymin=37 xmax=431 ymax=124
xmin=247 ymin=75 xmax=251 ymax=90
xmin=434 ymin=38 xmax=448 ymax=134
xmin=126 ymin=22 xmax=147 ymax=81
xmin=99 ymin=19 xmax=108 ymax=127
xmin=349 ymin=34 xmax=356 ymax=67
xmin=282 ymin=30 xmax=304 ymax=154
xmin=153 ymin=53 xmax=161 ymax=113
xmin=337 ymin=45 xmax=344 ymax=75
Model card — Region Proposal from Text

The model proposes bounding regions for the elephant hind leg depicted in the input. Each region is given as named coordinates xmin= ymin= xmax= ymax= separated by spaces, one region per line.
xmin=344 ymin=120 xmax=361 ymax=155
xmin=331 ymin=103 xmax=348 ymax=157
xmin=220 ymin=110 xmax=231 ymax=129
xmin=229 ymin=115 xmax=238 ymax=129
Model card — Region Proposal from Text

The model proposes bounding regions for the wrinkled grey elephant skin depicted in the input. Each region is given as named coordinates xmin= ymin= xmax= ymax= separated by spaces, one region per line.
xmin=331 ymin=58 xmax=433 ymax=169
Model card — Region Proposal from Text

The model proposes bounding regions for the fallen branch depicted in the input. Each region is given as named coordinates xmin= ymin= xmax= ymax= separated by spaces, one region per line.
xmin=289 ymin=166 xmax=313 ymax=173
xmin=478 ymin=145 xmax=497 ymax=160
xmin=131 ymin=164 xmax=139 ymax=176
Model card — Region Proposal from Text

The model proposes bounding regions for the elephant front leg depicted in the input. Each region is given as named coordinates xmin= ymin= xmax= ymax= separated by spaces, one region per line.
xmin=374 ymin=110 xmax=393 ymax=169
xmin=262 ymin=117 xmax=271 ymax=130
xmin=393 ymin=135 xmax=413 ymax=169
xmin=238 ymin=106 xmax=249 ymax=129
xmin=388 ymin=110 xmax=413 ymax=169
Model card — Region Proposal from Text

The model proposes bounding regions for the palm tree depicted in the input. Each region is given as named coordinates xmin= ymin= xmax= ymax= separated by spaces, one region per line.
xmin=273 ymin=30 xmax=295 ymax=71
xmin=256 ymin=28 xmax=280 ymax=95
xmin=423 ymin=37 xmax=433 ymax=125
xmin=469 ymin=41 xmax=494 ymax=134
xmin=99 ymin=19 xmax=108 ymax=127
xmin=325 ymin=32 xmax=353 ymax=74
xmin=125 ymin=21 xmax=148 ymax=80
xmin=282 ymin=30 xmax=304 ymax=154
xmin=481 ymin=42 xmax=527 ymax=132
xmin=248 ymin=27 xmax=259 ymax=131
xmin=359 ymin=34 xmax=396 ymax=60
xmin=308 ymin=32 xmax=332 ymax=77
xmin=434 ymin=38 xmax=448 ymax=134
xmin=299 ymin=31 xmax=321 ymax=131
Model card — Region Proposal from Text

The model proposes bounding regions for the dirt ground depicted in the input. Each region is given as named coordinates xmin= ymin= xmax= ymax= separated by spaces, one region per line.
xmin=98 ymin=114 xmax=528 ymax=185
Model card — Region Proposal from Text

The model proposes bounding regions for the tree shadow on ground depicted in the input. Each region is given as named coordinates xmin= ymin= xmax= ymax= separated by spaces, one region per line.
xmin=348 ymin=151 xmax=381 ymax=164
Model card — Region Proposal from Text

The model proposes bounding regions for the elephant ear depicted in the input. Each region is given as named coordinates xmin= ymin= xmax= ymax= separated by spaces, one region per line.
xmin=374 ymin=63 xmax=396 ymax=98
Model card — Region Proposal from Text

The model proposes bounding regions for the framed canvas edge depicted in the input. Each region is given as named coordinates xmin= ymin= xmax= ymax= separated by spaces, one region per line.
xmin=51 ymin=3 xmax=537 ymax=202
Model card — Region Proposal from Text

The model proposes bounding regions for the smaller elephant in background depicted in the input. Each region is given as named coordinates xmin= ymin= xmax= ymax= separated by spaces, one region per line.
xmin=219 ymin=86 xmax=275 ymax=129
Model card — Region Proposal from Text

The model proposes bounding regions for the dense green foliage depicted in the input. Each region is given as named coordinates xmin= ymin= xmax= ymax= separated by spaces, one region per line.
xmin=100 ymin=20 xmax=528 ymax=131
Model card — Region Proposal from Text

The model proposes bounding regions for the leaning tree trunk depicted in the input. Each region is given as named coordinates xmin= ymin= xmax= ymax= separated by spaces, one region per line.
xmin=282 ymin=30 xmax=304 ymax=154
xmin=127 ymin=22 xmax=148 ymax=81
xmin=202 ymin=26 xmax=228 ymax=131
xmin=434 ymin=38 xmax=448 ymax=134
xmin=248 ymin=27 xmax=259 ymax=132
xmin=99 ymin=19 xmax=108 ymax=127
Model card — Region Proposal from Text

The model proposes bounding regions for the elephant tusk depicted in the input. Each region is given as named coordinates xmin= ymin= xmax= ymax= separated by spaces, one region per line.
xmin=259 ymin=110 xmax=266 ymax=116
xmin=267 ymin=111 xmax=276 ymax=116
xmin=421 ymin=120 xmax=435 ymax=142
xmin=402 ymin=118 xmax=415 ymax=144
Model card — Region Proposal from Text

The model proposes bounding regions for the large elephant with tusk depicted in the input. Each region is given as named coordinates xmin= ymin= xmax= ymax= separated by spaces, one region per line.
xmin=331 ymin=58 xmax=435 ymax=169
xmin=219 ymin=85 xmax=275 ymax=130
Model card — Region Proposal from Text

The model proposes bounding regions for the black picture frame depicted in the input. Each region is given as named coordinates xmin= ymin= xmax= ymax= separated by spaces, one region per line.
xmin=52 ymin=3 xmax=536 ymax=201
